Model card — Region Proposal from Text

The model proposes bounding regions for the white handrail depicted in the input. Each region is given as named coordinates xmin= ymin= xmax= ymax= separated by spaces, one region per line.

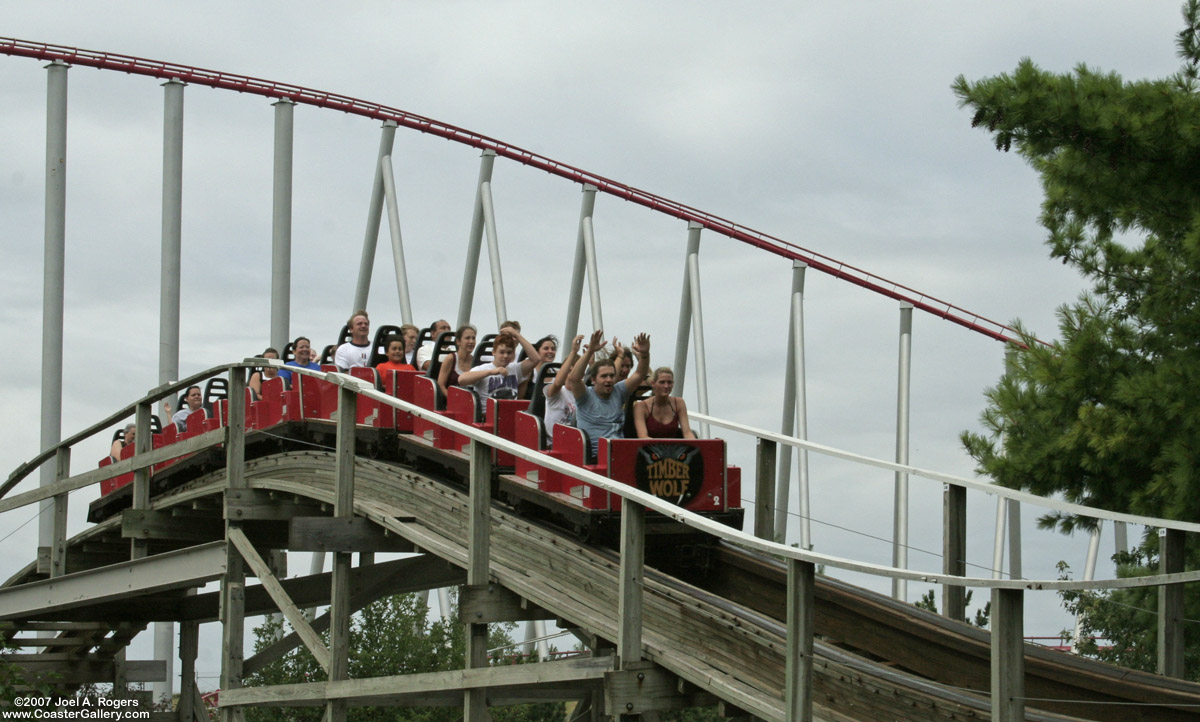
xmin=5 ymin=361 xmax=1197 ymax=592
xmin=692 ymin=412 xmax=1200 ymax=535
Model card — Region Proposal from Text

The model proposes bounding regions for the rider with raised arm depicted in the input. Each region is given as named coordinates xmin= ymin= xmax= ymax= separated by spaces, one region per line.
xmin=567 ymin=329 xmax=650 ymax=456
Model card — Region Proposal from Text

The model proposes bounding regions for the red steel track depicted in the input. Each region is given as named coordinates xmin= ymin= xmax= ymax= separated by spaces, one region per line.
xmin=1 ymin=37 xmax=1031 ymax=345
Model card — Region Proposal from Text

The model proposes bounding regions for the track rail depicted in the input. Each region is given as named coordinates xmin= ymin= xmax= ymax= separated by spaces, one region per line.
xmin=0 ymin=36 xmax=1034 ymax=346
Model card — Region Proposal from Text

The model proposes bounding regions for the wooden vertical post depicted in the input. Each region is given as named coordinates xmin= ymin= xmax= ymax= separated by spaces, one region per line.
xmin=221 ymin=368 xmax=247 ymax=722
xmin=991 ymin=587 xmax=1025 ymax=722
xmin=465 ymin=438 xmax=493 ymax=722
xmin=618 ymin=502 xmax=646 ymax=669
xmin=943 ymin=483 xmax=967 ymax=622
xmin=1158 ymin=527 xmax=1185 ymax=678
xmin=785 ymin=558 xmax=815 ymax=722
xmin=131 ymin=401 xmax=153 ymax=560
xmin=327 ymin=383 xmax=358 ymax=722
xmin=49 ymin=447 xmax=70 ymax=578
xmin=754 ymin=439 xmax=776 ymax=541
xmin=178 ymin=620 xmax=199 ymax=722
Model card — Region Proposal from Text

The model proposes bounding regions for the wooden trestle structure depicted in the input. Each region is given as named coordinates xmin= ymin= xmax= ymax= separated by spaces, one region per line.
xmin=3 ymin=364 xmax=1200 ymax=722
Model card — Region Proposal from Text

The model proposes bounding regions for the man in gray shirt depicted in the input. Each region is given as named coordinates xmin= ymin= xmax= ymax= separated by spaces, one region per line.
xmin=567 ymin=328 xmax=650 ymax=457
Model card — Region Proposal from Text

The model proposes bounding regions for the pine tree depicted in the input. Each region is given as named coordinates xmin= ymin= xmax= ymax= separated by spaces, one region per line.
xmin=955 ymin=1 xmax=1200 ymax=676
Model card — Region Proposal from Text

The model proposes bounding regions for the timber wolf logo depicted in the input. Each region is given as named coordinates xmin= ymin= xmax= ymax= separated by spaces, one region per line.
xmin=634 ymin=444 xmax=703 ymax=506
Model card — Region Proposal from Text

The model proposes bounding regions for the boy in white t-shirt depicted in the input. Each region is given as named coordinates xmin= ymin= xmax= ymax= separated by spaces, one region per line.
xmin=456 ymin=329 xmax=539 ymax=400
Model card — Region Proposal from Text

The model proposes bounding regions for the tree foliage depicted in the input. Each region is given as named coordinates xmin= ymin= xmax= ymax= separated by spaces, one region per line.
xmin=954 ymin=2 xmax=1200 ymax=676
xmin=245 ymin=592 xmax=564 ymax=722
xmin=955 ymin=1 xmax=1200 ymax=530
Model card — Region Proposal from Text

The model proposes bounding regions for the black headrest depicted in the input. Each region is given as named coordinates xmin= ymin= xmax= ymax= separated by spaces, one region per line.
xmin=370 ymin=324 xmax=404 ymax=367
xmin=526 ymin=362 xmax=562 ymax=426
xmin=426 ymin=331 xmax=459 ymax=381
xmin=473 ymin=333 xmax=497 ymax=367
xmin=320 ymin=344 xmax=335 ymax=365
xmin=282 ymin=341 xmax=295 ymax=363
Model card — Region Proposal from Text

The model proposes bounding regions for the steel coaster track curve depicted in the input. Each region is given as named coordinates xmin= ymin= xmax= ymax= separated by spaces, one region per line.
xmin=1 ymin=36 xmax=1035 ymax=346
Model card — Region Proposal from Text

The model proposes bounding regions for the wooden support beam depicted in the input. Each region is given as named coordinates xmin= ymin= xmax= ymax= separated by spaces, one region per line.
xmin=327 ymin=382 xmax=357 ymax=722
xmin=288 ymin=517 xmax=416 ymax=553
xmin=220 ymin=656 xmax=614 ymax=707
xmin=222 ymin=366 xmax=248 ymax=722
xmin=1158 ymin=527 xmax=1186 ymax=678
xmin=942 ymin=483 xmax=967 ymax=623
xmin=991 ymin=587 xmax=1025 ymax=722
xmin=785 ymin=558 xmax=814 ymax=722
xmin=460 ymin=584 xmax=554 ymax=624
xmin=243 ymin=556 xmax=465 ymax=675
xmin=618 ymin=501 xmax=645 ymax=670
xmin=465 ymin=438 xmax=492 ymax=722
xmin=228 ymin=527 xmax=331 ymax=673
xmin=50 ymin=446 xmax=70 ymax=578
xmin=122 ymin=509 xmax=224 ymax=543
xmin=604 ymin=661 xmax=716 ymax=715
xmin=0 ymin=541 xmax=226 ymax=620
xmin=3 ymin=658 xmax=164 ymax=685
xmin=131 ymin=401 xmax=153 ymax=561
xmin=178 ymin=618 xmax=198 ymax=722
xmin=224 ymin=488 xmax=322 ymax=521
xmin=753 ymin=439 xmax=776 ymax=541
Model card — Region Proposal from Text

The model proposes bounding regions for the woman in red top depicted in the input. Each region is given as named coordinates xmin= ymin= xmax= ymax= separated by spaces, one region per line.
xmin=633 ymin=367 xmax=695 ymax=439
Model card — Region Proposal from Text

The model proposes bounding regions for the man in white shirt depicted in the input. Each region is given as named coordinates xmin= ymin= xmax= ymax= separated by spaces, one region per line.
xmin=416 ymin=319 xmax=452 ymax=371
xmin=334 ymin=310 xmax=372 ymax=371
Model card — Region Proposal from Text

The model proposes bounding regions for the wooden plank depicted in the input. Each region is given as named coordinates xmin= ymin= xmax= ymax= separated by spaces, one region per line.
xmin=122 ymin=509 xmax=224 ymax=542
xmin=0 ymin=542 xmax=226 ymax=620
xmin=460 ymin=584 xmax=554 ymax=624
xmin=288 ymin=517 xmax=416 ymax=553
xmin=228 ymin=527 xmax=331 ymax=673
xmin=604 ymin=662 xmax=718 ymax=715
xmin=990 ymin=588 xmax=1024 ymax=722
xmin=1159 ymin=527 xmax=1186 ymax=678
xmin=753 ymin=439 xmax=775 ymax=541
xmin=942 ymin=483 xmax=967 ymax=623
xmin=224 ymin=488 xmax=322 ymax=521
xmin=618 ymin=501 xmax=645 ymax=670
xmin=220 ymin=656 xmax=615 ymax=707
xmin=6 ymin=658 xmax=164 ymax=685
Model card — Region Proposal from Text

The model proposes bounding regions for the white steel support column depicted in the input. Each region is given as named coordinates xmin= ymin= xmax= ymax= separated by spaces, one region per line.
xmin=1072 ymin=525 xmax=1102 ymax=653
xmin=269 ymin=99 xmax=294 ymax=352
xmin=457 ymin=150 xmax=496 ymax=328
xmin=685 ymin=230 xmax=710 ymax=437
xmin=480 ymin=181 xmax=508 ymax=326
xmin=380 ymin=155 xmax=413 ymax=324
xmin=581 ymin=217 xmax=603 ymax=331
xmin=891 ymin=303 xmax=913 ymax=601
xmin=159 ymin=79 xmax=184 ymax=391
xmin=991 ymin=500 xmax=1007 ymax=579
xmin=156 ymin=76 xmax=185 ymax=706
xmin=562 ymin=185 xmax=597 ymax=348
xmin=776 ymin=262 xmax=811 ymax=549
xmin=39 ymin=60 xmax=68 ymax=567
xmin=673 ymin=223 xmax=702 ymax=393
xmin=1007 ymin=498 xmax=1023 ymax=579
xmin=352 ymin=121 xmax=397 ymax=314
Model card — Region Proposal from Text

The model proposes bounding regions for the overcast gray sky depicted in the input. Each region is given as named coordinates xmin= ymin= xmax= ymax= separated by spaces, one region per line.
xmin=0 ymin=0 xmax=1187 ymax=689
